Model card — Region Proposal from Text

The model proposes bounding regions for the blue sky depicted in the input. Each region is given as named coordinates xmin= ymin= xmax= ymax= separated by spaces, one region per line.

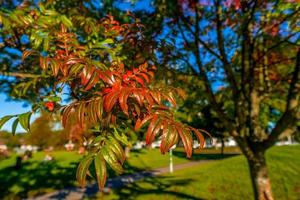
xmin=0 ymin=0 xmax=154 ymax=133
xmin=0 ymin=0 xmax=227 ymax=133
xmin=0 ymin=94 xmax=38 ymax=132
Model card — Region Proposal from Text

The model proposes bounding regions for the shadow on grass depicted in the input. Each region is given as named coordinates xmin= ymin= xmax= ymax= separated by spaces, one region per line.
xmin=0 ymin=157 xmax=148 ymax=199
xmin=173 ymin=150 xmax=240 ymax=161
xmin=0 ymin=151 xmax=240 ymax=199
xmin=87 ymin=151 xmax=241 ymax=200
xmin=92 ymin=176 xmax=205 ymax=200
xmin=0 ymin=160 xmax=78 ymax=199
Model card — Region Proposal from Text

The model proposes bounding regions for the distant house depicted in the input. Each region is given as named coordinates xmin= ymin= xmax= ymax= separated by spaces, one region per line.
xmin=0 ymin=142 xmax=8 ymax=158
xmin=204 ymin=138 xmax=216 ymax=148
xmin=0 ymin=144 xmax=8 ymax=153
xmin=151 ymin=140 xmax=161 ymax=148
xmin=212 ymin=137 xmax=237 ymax=148
xmin=132 ymin=141 xmax=146 ymax=150
xmin=20 ymin=145 xmax=38 ymax=152
xmin=276 ymin=135 xmax=298 ymax=146
xmin=64 ymin=140 xmax=75 ymax=151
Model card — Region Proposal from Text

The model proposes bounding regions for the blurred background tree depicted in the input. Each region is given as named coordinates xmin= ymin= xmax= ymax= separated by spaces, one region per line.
xmin=0 ymin=1 xmax=299 ymax=199
xmin=131 ymin=1 xmax=299 ymax=199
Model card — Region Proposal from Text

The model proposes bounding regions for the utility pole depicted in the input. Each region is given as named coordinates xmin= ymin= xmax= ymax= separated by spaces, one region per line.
xmin=169 ymin=145 xmax=176 ymax=173
xmin=169 ymin=148 xmax=173 ymax=173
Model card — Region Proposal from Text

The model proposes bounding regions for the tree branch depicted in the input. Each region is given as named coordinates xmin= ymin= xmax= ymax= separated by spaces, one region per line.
xmin=264 ymin=48 xmax=300 ymax=149
xmin=215 ymin=0 xmax=239 ymax=95
xmin=180 ymin=15 xmax=223 ymax=61
xmin=0 ymin=72 xmax=40 ymax=78
xmin=192 ymin=4 xmax=235 ymax=131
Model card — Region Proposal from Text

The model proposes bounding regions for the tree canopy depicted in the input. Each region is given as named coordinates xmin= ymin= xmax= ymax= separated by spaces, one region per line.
xmin=0 ymin=1 xmax=299 ymax=199
xmin=0 ymin=1 xmax=207 ymax=190
xmin=134 ymin=1 xmax=299 ymax=199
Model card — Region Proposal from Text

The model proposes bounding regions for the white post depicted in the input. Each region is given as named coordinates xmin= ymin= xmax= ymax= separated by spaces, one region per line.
xmin=288 ymin=135 xmax=292 ymax=144
xmin=169 ymin=149 xmax=173 ymax=173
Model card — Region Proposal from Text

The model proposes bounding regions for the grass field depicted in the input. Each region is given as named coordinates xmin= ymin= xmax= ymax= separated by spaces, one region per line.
xmin=95 ymin=145 xmax=300 ymax=200
xmin=0 ymin=145 xmax=299 ymax=199
xmin=1 ymin=147 xmax=223 ymax=199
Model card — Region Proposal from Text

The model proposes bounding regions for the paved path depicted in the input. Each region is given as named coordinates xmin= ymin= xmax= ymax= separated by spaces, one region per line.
xmin=31 ymin=160 xmax=213 ymax=200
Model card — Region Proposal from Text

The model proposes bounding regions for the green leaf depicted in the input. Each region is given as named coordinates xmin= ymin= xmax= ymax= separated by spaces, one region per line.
xmin=18 ymin=112 xmax=32 ymax=132
xmin=48 ymin=96 xmax=62 ymax=102
xmin=76 ymin=154 xmax=94 ymax=187
xmin=60 ymin=15 xmax=73 ymax=27
xmin=96 ymin=39 xmax=114 ymax=47
xmin=96 ymin=98 xmax=103 ymax=121
xmin=12 ymin=118 xmax=19 ymax=136
xmin=94 ymin=152 xmax=107 ymax=190
xmin=0 ymin=115 xmax=14 ymax=130
xmin=107 ymin=136 xmax=126 ymax=163
xmin=113 ymin=128 xmax=129 ymax=145
xmin=91 ymin=135 xmax=105 ymax=146
xmin=101 ymin=38 xmax=114 ymax=44
xmin=102 ymin=146 xmax=123 ymax=174
xmin=43 ymin=37 xmax=49 ymax=51
xmin=44 ymin=9 xmax=58 ymax=16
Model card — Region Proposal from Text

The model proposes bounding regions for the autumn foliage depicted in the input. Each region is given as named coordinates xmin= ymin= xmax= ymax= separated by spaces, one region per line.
xmin=0 ymin=4 xmax=207 ymax=190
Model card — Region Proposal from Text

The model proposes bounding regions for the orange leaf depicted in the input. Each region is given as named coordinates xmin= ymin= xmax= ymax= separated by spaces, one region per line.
xmin=119 ymin=89 xmax=130 ymax=115
xmin=139 ymin=72 xmax=150 ymax=83
xmin=84 ymin=71 xmax=99 ymax=91
xmin=134 ymin=76 xmax=145 ymax=87
xmin=22 ymin=50 xmax=36 ymax=61
xmin=176 ymin=126 xmax=192 ymax=158
xmin=145 ymin=115 xmax=159 ymax=145
xmin=134 ymin=114 xmax=153 ymax=131
xmin=191 ymin=127 xmax=205 ymax=149
xmin=103 ymin=90 xmax=121 ymax=112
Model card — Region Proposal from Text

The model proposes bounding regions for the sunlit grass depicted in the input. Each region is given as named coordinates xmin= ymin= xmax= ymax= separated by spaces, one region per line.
xmin=102 ymin=145 xmax=300 ymax=200
xmin=2 ymin=146 xmax=298 ymax=199
xmin=0 ymin=147 xmax=202 ymax=198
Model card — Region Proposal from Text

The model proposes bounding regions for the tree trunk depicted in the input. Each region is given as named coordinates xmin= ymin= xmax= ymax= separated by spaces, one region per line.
xmin=221 ymin=138 xmax=224 ymax=156
xmin=247 ymin=152 xmax=274 ymax=200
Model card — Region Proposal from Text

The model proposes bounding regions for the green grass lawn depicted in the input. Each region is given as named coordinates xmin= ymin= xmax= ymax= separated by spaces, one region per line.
xmin=1 ymin=145 xmax=298 ymax=199
xmin=96 ymin=145 xmax=300 ymax=200
xmin=0 ymin=148 xmax=205 ymax=199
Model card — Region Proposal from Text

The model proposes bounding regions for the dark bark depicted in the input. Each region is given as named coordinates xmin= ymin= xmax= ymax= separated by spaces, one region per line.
xmin=15 ymin=156 xmax=23 ymax=170
xmin=221 ymin=138 xmax=224 ymax=156
xmin=246 ymin=151 xmax=274 ymax=200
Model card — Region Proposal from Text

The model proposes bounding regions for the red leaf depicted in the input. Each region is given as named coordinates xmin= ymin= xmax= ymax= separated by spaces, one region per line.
xmin=160 ymin=122 xmax=170 ymax=154
xmin=134 ymin=114 xmax=154 ymax=131
xmin=163 ymin=92 xmax=177 ymax=107
xmin=190 ymin=127 xmax=205 ymax=149
xmin=62 ymin=105 xmax=74 ymax=127
xmin=77 ymin=102 xmax=86 ymax=128
xmin=45 ymin=102 xmax=55 ymax=111
xmin=160 ymin=124 xmax=178 ymax=154
xmin=143 ymin=91 xmax=154 ymax=108
xmin=119 ymin=89 xmax=130 ymax=115
xmin=145 ymin=115 xmax=159 ymax=145
xmin=132 ymin=90 xmax=144 ymax=106
xmin=176 ymin=126 xmax=192 ymax=158
xmin=22 ymin=50 xmax=36 ymax=61
xmin=102 ymin=87 xmax=112 ymax=94
xmin=103 ymin=90 xmax=121 ymax=112
xmin=150 ymin=91 xmax=161 ymax=104
xmin=84 ymin=71 xmax=99 ymax=91
xmin=134 ymin=76 xmax=145 ymax=87
xmin=233 ymin=0 xmax=241 ymax=10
